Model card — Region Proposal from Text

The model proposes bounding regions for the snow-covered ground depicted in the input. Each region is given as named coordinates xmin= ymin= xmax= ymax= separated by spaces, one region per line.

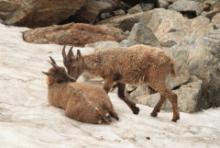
xmin=0 ymin=23 xmax=220 ymax=148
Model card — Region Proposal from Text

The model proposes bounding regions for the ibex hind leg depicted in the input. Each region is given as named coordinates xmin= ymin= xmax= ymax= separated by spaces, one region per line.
xmin=164 ymin=89 xmax=180 ymax=122
xmin=148 ymin=80 xmax=179 ymax=122
xmin=150 ymin=95 xmax=166 ymax=117
xmin=109 ymin=110 xmax=119 ymax=120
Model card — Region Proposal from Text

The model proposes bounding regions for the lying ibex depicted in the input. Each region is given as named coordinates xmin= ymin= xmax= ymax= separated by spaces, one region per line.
xmin=62 ymin=44 xmax=180 ymax=121
xmin=43 ymin=57 xmax=119 ymax=124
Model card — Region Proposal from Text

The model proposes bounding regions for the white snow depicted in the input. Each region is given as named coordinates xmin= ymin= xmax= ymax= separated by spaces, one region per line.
xmin=0 ymin=23 xmax=220 ymax=148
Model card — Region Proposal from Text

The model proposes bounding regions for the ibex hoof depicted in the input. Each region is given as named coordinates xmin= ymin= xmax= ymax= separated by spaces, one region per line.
xmin=172 ymin=115 xmax=180 ymax=122
xmin=150 ymin=111 xmax=158 ymax=117
xmin=132 ymin=106 xmax=140 ymax=115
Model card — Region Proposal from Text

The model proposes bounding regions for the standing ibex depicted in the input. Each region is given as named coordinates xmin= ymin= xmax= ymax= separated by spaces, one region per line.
xmin=43 ymin=57 xmax=119 ymax=124
xmin=62 ymin=44 xmax=180 ymax=122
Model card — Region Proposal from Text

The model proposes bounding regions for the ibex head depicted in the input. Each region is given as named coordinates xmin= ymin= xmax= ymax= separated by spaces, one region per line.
xmin=43 ymin=56 xmax=75 ymax=84
xmin=62 ymin=46 xmax=84 ymax=79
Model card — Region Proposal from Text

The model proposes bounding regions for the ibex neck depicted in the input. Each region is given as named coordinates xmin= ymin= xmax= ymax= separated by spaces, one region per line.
xmin=83 ymin=54 xmax=102 ymax=72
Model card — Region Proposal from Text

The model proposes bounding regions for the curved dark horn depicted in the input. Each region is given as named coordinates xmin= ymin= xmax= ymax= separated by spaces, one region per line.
xmin=62 ymin=46 xmax=66 ymax=59
xmin=49 ymin=56 xmax=57 ymax=68
xmin=76 ymin=49 xmax=82 ymax=59
xmin=67 ymin=46 xmax=74 ymax=57
xmin=69 ymin=46 xmax=74 ymax=51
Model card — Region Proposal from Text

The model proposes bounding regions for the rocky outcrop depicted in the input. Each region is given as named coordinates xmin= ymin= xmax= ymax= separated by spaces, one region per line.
xmin=202 ymin=1 xmax=220 ymax=19
xmin=120 ymin=22 xmax=160 ymax=47
xmin=189 ymin=28 xmax=220 ymax=109
xmin=134 ymin=77 xmax=202 ymax=113
xmin=0 ymin=0 xmax=86 ymax=27
xmin=132 ymin=28 xmax=220 ymax=112
xmin=168 ymin=0 xmax=203 ymax=17
xmin=141 ymin=8 xmax=213 ymax=45
xmin=86 ymin=41 xmax=121 ymax=52
xmin=99 ymin=12 xmax=143 ymax=31
xmin=23 ymin=23 xmax=126 ymax=46
xmin=127 ymin=4 xmax=143 ymax=14
xmin=74 ymin=0 xmax=121 ymax=24
xmin=212 ymin=13 xmax=220 ymax=29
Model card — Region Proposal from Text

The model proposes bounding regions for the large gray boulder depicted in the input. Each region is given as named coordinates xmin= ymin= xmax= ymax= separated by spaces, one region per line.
xmin=212 ymin=13 xmax=220 ymax=29
xmin=168 ymin=0 xmax=203 ymax=16
xmin=124 ymin=22 xmax=160 ymax=47
xmin=99 ymin=12 xmax=143 ymax=31
xmin=133 ymin=28 xmax=220 ymax=112
xmin=202 ymin=1 xmax=220 ymax=19
xmin=124 ymin=9 xmax=219 ymax=112
xmin=142 ymin=8 xmax=213 ymax=45
xmin=85 ymin=41 xmax=121 ymax=52
xmin=134 ymin=77 xmax=202 ymax=113
xmin=0 ymin=0 xmax=86 ymax=27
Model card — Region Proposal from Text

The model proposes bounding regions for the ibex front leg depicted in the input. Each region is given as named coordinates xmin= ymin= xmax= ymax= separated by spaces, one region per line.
xmin=117 ymin=82 xmax=140 ymax=114
xmin=103 ymin=77 xmax=113 ymax=93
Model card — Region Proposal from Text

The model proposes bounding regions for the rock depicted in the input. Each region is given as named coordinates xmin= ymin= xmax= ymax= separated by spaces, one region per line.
xmin=166 ymin=0 xmax=178 ymax=3
xmin=135 ymin=77 xmax=202 ymax=113
xmin=100 ymin=12 xmax=112 ymax=20
xmin=159 ymin=0 xmax=170 ymax=8
xmin=140 ymin=3 xmax=154 ymax=11
xmin=85 ymin=41 xmax=121 ymax=52
xmin=142 ymin=8 xmax=213 ymax=44
xmin=99 ymin=12 xmax=143 ymax=31
xmin=160 ymin=40 xmax=177 ymax=47
xmin=168 ymin=0 xmax=203 ymax=17
xmin=122 ymin=22 xmax=160 ymax=47
xmin=128 ymin=4 xmax=143 ymax=14
xmin=140 ymin=0 xmax=160 ymax=10
xmin=212 ymin=13 xmax=220 ymax=29
xmin=120 ymin=39 xmax=137 ymax=47
xmin=129 ymin=84 xmax=151 ymax=100
xmin=170 ymin=28 xmax=220 ymax=110
xmin=112 ymin=9 xmax=126 ymax=16
xmin=73 ymin=0 xmax=121 ymax=24
xmin=0 ymin=0 xmax=86 ymax=27
xmin=23 ymin=23 xmax=126 ymax=46
xmin=191 ymin=29 xmax=220 ymax=109
xmin=130 ymin=26 xmax=220 ymax=112
xmin=122 ymin=0 xmax=139 ymax=7
xmin=202 ymin=1 xmax=220 ymax=19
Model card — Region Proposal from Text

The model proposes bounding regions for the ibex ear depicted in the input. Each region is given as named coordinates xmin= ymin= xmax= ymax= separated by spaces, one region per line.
xmin=76 ymin=49 xmax=82 ymax=60
xmin=42 ymin=71 xmax=51 ymax=76
xmin=49 ymin=56 xmax=58 ymax=68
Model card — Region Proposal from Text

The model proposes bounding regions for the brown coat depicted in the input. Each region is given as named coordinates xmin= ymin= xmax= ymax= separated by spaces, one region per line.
xmin=45 ymin=64 xmax=118 ymax=124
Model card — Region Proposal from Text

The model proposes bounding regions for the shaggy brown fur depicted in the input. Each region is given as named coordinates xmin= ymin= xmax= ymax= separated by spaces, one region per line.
xmin=43 ymin=57 xmax=118 ymax=124
xmin=62 ymin=44 xmax=180 ymax=122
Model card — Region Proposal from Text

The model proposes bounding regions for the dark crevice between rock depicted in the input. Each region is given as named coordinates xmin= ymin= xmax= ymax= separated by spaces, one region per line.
xmin=197 ymin=77 xmax=220 ymax=111
xmin=59 ymin=15 xmax=76 ymax=25
xmin=60 ymin=3 xmax=126 ymax=24
xmin=180 ymin=11 xmax=197 ymax=19
xmin=122 ymin=0 xmax=159 ymax=8
xmin=172 ymin=79 xmax=191 ymax=91
xmin=60 ymin=0 xmax=160 ymax=26
xmin=122 ymin=0 xmax=139 ymax=7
